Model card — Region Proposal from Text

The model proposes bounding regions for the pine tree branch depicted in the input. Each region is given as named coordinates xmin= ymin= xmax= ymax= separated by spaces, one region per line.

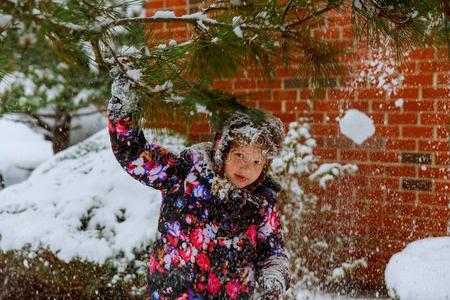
xmin=101 ymin=15 xmax=227 ymax=32
xmin=286 ymin=1 xmax=343 ymax=29
xmin=202 ymin=1 xmax=229 ymax=14
xmin=28 ymin=113 xmax=53 ymax=133
xmin=90 ymin=39 xmax=109 ymax=69
xmin=103 ymin=39 xmax=169 ymax=102
xmin=282 ymin=0 xmax=295 ymax=23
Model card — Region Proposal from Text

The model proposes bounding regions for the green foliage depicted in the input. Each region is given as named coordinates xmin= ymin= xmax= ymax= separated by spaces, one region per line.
xmin=0 ymin=0 xmax=448 ymax=147
xmin=0 ymin=249 xmax=147 ymax=299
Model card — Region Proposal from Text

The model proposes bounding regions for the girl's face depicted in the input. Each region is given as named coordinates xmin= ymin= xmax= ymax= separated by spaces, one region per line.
xmin=224 ymin=144 xmax=267 ymax=188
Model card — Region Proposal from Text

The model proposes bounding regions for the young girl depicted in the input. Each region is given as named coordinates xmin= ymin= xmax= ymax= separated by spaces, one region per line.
xmin=107 ymin=67 xmax=290 ymax=300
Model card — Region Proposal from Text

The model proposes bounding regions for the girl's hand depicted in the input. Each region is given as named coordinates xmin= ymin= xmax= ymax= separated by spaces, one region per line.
xmin=258 ymin=274 xmax=284 ymax=300
xmin=259 ymin=290 xmax=281 ymax=300
xmin=107 ymin=65 xmax=141 ymax=122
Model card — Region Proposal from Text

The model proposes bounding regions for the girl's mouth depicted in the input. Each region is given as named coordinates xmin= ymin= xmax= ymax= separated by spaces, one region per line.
xmin=234 ymin=174 xmax=247 ymax=182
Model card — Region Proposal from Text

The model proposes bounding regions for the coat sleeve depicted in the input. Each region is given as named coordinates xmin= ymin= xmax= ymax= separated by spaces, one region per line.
xmin=107 ymin=69 xmax=192 ymax=194
xmin=254 ymin=197 xmax=291 ymax=298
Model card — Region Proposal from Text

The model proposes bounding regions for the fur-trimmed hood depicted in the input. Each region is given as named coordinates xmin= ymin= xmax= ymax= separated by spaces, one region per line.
xmin=210 ymin=111 xmax=285 ymax=192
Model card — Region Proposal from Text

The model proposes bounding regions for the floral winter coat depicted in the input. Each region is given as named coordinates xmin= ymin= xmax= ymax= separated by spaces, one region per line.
xmin=108 ymin=115 xmax=290 ymax=299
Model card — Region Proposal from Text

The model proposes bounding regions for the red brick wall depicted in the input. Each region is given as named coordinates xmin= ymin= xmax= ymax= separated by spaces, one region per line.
xmin=145 ymin=1 xmax=450 ymax=291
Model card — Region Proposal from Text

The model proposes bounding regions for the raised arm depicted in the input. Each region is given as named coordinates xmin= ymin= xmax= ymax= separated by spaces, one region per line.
xmin=107 ymin=67 xmax=192 ymax=194
xmin=254 ymin=184 xmax=291 ymax=299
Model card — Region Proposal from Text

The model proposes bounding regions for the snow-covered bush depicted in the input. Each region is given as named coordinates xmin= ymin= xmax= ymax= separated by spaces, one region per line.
xmin=0 ymin=117 xmax=53 ymax=187
xmin=385 ymin=237 xmax=450 ymax=300
xmin=271 ymin=121 xmax=366 ymax=298
xmin=0 ymin=127 xmax=188 ymax=295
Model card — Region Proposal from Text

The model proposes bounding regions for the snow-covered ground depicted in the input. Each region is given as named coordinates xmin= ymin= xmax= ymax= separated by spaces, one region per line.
xmin=0 ymin=128 xmax=186 ymax=269
xmin=0 ymin=118 xmax=53 ymax=187
xmin=385 ymin=237 xmax=450 ymax=300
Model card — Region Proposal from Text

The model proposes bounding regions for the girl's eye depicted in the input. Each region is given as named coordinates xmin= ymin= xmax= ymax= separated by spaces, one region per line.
xmin=234 ymin=153 xmax=243 ymax=158
xmin=254 ymin=160 xmax=261 ymax=165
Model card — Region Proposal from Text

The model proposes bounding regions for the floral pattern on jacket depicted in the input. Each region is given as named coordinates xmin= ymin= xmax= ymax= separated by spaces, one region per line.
xmin=109 ymin=115 xmax=290 ymax=300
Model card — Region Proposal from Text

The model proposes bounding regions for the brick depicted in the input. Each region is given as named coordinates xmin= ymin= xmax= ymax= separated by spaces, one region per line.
xmin=402 ymin=126 xmax=433 ymax=138
xmin=386 ymin=139 xmax=416 ymax=151
xmin=419 ymin=193 xmax=450 ymax=206
xmin=385 ymin=166 xmax=416 ymax=177
xmin=437 ymin=74 xmax=450 ymax=85
xmin=418 ymin=141 xmax=449 ymax=152
xmin=272 ymin=90 xmax=297 ymax=100
xmin=258 ymin=101 xmax=282 ymax=111
xmin=314 ymin=28 xmax=340 ymax=39
xmin=436 ymin=100 xmax=450 ymax=112
xmin=313 ymin=124 xmax=339 ymax=135
xmin=256 ymin=79 xmax=282 ymax=89
xmin=314 ymin=101 xmax=339 ymax=111
xmin=360 ymin=190 xmax=385 ymax=202
xmin=397 ymin=62 xmax=417 ymax=74
xmin=273 ymin=112 xmax=296 ymax=123
xmin=388 ymin=113 xmax=418 ymax=125
xmin=415 ymin=219 xmax=448 ymax=233
xmin=376 ymin=126 xmax=400 ymax=137
xmin=403 ymin=75 xmax=433 ymax=86
xmin=299 ymin=89 xmax=313 ymax=99
xmin=382 ymin=202 xmax=417 ymax=217
xmin=357 ymin=164 xmax=385 ymax=176
xmin=382 ymin=215 xmax=414 ymax=229
xmin=415 ymin=205 xmax=450 ymax=220
xmin=324 ymin=137 xmax=352 ymax=149
xmin=167 ymin=0 xmax=186 ymax=6
xmin=420 ymin=113 xmax=450 ymax=125
xmin=437 ymin=127 xmax=450 ymax=139
xmin=369 ymin=113 xmax=385 ymax=124
xmin=402 ymin=100 xmax=435 ymax=111
xmin=369 ymin=151 xmax=400 ymax=163
xmin=328 ymin=89 xmax=355 ymax=100
xmin=234 ymin=79 xmax=256 ymax=89
xmin=386 ymin=190 xmax=416 ymax=203
xmin=402 ymin=179 xmax=432 ymax=191
xmin=436 ymin=153 xmax=450 ymax=165
xmin=284 ymin=100 xmax=307 ymax=111
xmin=146 ymin=1 xmax=165 ymax=9
xmin=372 ymin=100 xmax=397 ymax=111
xmin=395 ymin=88 xmax=419 ymax=99
xmin=401 ymin=152 xmax=432 ymax=164
xmin=369 ymin=178 xmax=400 ymax=190
xmin=419 ymin=166 xmax=450 ymax=179
xmin=359 ymin=89 xmax=386 ymax=100
xmin=246 ymin=91 xmax=271 ymax=102
xmin=423 ymin=88 xmax=450 ymax=99
xmin=313 ymin=149 xmax=337 ymax=160
xmin=341 ymin=150 xmax=368 ymax=161
xmin=283 ymin=78 xmax=309 ymax=89
xmin=345 ymin=100 xmax=369 ymax=111
xmin=327 ymin=15 xmax=351 ymax=26
xmin=342 ymin=27 xmax=354 ymax=38
xmin=359 ymin=137 xmax=385 ymax=150
xmin=418 ymin=62 xmax=450 ymax=73
xmin=275 ymin=68 xmax=297 ymax=77
xmin=436 ymin=182 xmax=450 ymax=193
xmin=409 ymin=48 xmax=435 ymax=60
